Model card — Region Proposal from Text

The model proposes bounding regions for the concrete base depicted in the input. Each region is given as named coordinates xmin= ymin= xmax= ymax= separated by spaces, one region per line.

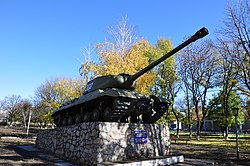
xmin=98 ymin=155 xmax=184 ymax=166
xmin=36 ymin=122 xmax=171 ymax=165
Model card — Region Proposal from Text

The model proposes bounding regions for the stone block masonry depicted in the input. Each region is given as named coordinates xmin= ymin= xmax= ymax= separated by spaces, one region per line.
xmin=36 ymin=122 xmax=170 ymax=165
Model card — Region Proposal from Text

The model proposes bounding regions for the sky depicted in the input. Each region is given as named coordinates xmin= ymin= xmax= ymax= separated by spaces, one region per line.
xmin=0 ymin=0 xmax=233 ymax=101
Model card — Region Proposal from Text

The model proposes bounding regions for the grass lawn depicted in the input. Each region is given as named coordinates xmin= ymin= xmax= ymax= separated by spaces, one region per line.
xmin=171 ymin=132 xmax=250 ymax=151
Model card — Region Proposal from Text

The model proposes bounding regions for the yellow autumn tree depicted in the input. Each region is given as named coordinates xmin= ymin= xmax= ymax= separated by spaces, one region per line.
xmin=93 ymin=39 xmax=155 ymax=95
xmin=53 ymin=77 xmax=85 ymax=103
xmin=80 ymin=16 xmax=156 ymax=95
xmin=34 ymin=77 xmax=85 ymax=123
xmin=124 ymin=40 xmax=155 ymax=94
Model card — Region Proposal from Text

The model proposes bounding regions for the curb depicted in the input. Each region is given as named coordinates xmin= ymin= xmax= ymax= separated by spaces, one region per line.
xmin=98 ymin=155 xmax=184 ymax=166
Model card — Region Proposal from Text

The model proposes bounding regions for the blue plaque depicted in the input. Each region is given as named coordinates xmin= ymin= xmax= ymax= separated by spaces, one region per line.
xmin=134 ymin=130 xmax=148 ymax=144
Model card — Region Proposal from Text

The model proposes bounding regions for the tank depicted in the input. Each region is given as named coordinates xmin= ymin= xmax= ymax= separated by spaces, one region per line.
xmin=52 ymin=27 xmax=209 ymax=127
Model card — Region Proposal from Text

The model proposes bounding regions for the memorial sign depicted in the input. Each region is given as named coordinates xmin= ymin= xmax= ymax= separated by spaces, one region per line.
xmin=134 ymin=130 xmax=148 ymax=144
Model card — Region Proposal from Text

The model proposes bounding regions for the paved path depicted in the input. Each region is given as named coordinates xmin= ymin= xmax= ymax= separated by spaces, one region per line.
xmin=18 ymin=145 xmax=74 ymax=166
xmin=0 ymin=136 xmax=66 ymax=165
xmin=15 ymin=144 xmax=219 ymax=166
xmin=1 ymin=136 xmax=248 ymax=165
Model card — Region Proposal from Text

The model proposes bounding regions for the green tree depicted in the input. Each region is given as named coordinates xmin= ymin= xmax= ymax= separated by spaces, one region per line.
xmin=244 ymin=99 xmax=250 ymax=120
xmin=150 ymin=38 xmax=182 ymax=135
xmin=157 ymin=107 xmax=184 ymax=125
xmin=150 ymin=38 xmax=178 ymax=98
xmin=213 ymin=39 xmax=239 ymax=139
xmin=208 ymin=90 xmax=244 ymax=134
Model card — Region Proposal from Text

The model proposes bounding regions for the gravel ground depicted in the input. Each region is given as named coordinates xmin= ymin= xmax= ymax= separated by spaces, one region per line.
xmin=0 ymin=137 xmax=53 ymax=165
xmin=171 ymin=143 xmax=250 ymax=166
xmin=0 ymin=126 xmax=56 ymax=165
xmin=1 ymin=126 xmax=250 ymax=165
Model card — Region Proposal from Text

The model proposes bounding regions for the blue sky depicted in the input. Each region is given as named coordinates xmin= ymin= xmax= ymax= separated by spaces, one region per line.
xmin=0 ymin=0 xmax=231 ymax=100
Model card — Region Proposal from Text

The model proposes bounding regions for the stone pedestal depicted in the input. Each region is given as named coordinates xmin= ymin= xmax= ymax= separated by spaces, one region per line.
xmin=36 ymin=122 xmax=170 ymax=165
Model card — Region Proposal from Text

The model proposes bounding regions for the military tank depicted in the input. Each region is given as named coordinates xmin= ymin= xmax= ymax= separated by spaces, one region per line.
xmin=52 ymin=27 xmax=208 ymax=127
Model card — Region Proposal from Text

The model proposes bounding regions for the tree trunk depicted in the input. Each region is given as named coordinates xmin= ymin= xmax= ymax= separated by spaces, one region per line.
xmin=196 ymin=120 xmax=201 ymax=140
xmin=195 ymin=103 xmax=201 ymax=140
xmin=225 ymin=126 xmax=229 ymax=140
xmin=172 ymin=105 xmax=180 ymax=138
xmin=188 ymin=124 xmax=192 ymax=138
xmin=176 ymin=120 xmax=180 ymax=138
xmin=22 ymin=110 xmax=27 ymax=128
xmin=188 ymin=107 xmax=192 ymax=138
xmin=185 ymin=85 xmax=192 ymax=138
xmin=9 ymin=114 xmax=13 ymax=126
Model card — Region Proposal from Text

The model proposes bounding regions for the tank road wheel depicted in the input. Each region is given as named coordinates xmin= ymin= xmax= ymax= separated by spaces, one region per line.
xmin=62 ymin=117 xmax=67 ymax=126
xmin=75 ymin=114 xmax=82 ymax=124
xmin=75 ymin=107 xmax=84 ymax=124
xmin=130 ymin=115 xmax=138 ymax=123
xmin=54 ymin=114 xmax=61 ymax=127
xmin=142 ymin=111 xmax=153 ymax=123
xmin=68 ymin=116 xmax=74 ymax=125
xmin=83 ymin=112 xmax=91 ymax=122
xmin=92 ymin=108 xmax=100 ymax=122
xmin=120 ymin=116 xmax=128 ymax=123
xmin=103 ymin=107 xmax=111 ymax=122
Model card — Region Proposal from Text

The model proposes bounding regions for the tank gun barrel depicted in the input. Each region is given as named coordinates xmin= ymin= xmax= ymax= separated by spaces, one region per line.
xmin=125 ymin=27 xmax=208 ymax=86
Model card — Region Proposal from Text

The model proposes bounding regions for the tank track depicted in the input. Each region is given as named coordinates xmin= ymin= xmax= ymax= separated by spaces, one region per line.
xmin=53 ymin=96 xmax=168 ymax=127
xmin=147 ymin=104 xmax=169 ymax=123
xmin=135 ymin=97 xmax=153 ymax=114
xmin=108 ymin=97 xmax=153 ymax=122
xmin=109 ymin=98 xmax=132 ymax=122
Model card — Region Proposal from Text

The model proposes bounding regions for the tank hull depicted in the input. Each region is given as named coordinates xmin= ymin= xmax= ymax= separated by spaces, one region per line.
xmin=52 ymin=88 xmax=170 ymax=127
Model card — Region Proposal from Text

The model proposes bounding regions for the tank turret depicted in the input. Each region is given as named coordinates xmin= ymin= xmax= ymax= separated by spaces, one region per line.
xmin=83 ymin=27 xmax=208 ymax=94
xmin=52 ymin=27 xmax=208 ymax=127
